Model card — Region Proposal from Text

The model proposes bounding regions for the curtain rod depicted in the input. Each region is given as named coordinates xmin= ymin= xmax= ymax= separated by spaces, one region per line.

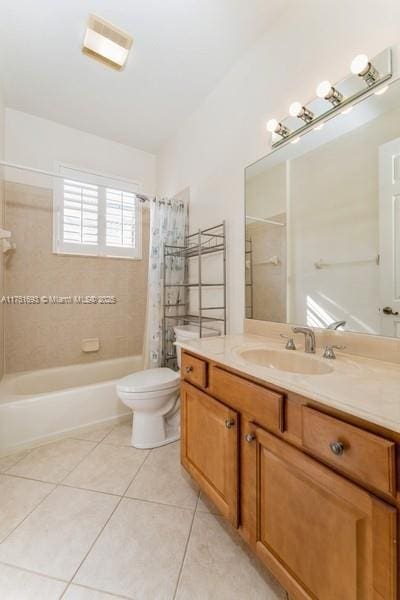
xmin=0 ymin=160 xmax=184 ymax=207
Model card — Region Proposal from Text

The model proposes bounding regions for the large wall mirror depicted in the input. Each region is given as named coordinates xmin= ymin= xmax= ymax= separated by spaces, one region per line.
xmin=245 ymin=78 xmax=400 ymax=338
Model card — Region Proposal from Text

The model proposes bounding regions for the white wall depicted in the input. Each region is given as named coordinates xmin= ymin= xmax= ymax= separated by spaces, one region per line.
xmin=157 ymin=0 xmax=400 ymax=333
xmin=5 ymin=109 xmax=156 ymax=193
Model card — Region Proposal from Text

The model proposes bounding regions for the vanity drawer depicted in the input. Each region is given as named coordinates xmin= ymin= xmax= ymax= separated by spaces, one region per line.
xmin=302 ymin=406 xmax=396 ymax=496
xmin=181 ymin=352 xmax=208 ymax=389
xmin=210 ymin=366 xmax=284 ymax=434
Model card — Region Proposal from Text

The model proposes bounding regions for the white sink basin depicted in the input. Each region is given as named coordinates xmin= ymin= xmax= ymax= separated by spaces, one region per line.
xmin=237 ymin=348 xmax=333 ymax=375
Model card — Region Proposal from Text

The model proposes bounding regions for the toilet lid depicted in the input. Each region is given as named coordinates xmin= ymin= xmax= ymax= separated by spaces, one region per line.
xmin=117 ymin=367 xmax=180 ymax=393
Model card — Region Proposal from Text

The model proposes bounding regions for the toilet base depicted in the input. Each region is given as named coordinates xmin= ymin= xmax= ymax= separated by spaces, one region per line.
xmin=130 ymin=411 xmax=180 ymax=449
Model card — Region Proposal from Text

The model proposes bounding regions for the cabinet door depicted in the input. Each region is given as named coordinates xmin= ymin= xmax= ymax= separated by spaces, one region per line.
xmin=253 ymin=427 xmax=397 ymax=600
xmin=181 ymin=382 xmax=239 ymax=526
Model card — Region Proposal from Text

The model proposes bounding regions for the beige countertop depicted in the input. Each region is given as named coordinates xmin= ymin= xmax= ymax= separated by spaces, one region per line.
xmin=178 ymin=334 xmax=400 ymax=434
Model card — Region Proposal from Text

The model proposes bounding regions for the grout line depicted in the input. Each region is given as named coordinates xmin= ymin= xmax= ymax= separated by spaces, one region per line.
xmin=0 ymin=559 xmax=69 ymax=584
xmin=63 ymin=440 xmax=155 ymax=597
xmin=62 ymin=581 xmax=133 ymax=599
xmin=172 ymin=490 xmax=200 ymax=600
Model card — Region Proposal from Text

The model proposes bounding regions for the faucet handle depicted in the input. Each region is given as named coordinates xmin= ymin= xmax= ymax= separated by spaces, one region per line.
xmin=323 ymin=345 xmax=346 ymax=359
xmin=280 ymin=333 xmax=296 ymax=351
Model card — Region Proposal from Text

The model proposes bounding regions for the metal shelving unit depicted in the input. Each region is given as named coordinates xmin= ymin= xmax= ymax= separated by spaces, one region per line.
xmin=245 ymin=237 xmax=253 ymax=319
xmin=162 ymin=222 xmax=227 ymax=368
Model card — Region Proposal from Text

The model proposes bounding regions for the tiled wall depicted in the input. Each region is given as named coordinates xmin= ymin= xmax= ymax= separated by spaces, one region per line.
xmin=246 ymin=214 xmax=286 ymax=322
xmin=4 ymin=182 xmax=149 ymax=373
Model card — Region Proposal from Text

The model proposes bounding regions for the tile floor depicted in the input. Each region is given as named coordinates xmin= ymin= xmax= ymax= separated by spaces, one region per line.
xmin=0 ymin=421 xmax=288 ymax=599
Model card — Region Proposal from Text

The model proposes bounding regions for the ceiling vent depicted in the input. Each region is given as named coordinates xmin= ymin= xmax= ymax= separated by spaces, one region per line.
xmin=82 ymin=14 xmax=133 ymax=71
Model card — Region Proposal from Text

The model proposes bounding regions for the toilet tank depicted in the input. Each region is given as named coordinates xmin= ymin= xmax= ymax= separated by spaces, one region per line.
xmin=173 ymin=325 xmax=220 ymax=368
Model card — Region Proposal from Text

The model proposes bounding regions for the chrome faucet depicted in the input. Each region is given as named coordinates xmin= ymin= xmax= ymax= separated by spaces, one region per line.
xmin=292 ymin=326 xmax=316 ymax=354
xmin=327 ymin=320 xmax=346 ymax=330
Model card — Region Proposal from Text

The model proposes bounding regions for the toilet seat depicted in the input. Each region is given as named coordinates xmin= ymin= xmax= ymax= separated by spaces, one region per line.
xmin=117 ymin=367 xmax=180 ymax=394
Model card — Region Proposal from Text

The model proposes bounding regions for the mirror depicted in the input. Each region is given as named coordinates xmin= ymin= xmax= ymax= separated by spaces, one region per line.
xmin=245 ymin=78 xmax=400 ymax=338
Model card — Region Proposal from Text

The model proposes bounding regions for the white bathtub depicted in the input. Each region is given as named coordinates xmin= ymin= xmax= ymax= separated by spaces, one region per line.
xmin=0 ymin=355 xmax=143 ymax=455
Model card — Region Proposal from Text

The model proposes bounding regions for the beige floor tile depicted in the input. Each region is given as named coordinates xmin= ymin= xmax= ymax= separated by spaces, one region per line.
xmin=63 ymin=584 xmax=123 ymax=599
xmin=74 ymin=497 xmax=193 ymax=599
xmin=0 ymin=474 xmax=54 ymax=541
xmin=73 ymin=424 xmax=116 ymax=443
xmin=196 ymin=491 xmax=220 ymax=515
xmin=125 ymin=441 xmax=198 ymax=509
xmin=6 ymin=439 xmax=97 ymax=483
xmin=175 ymin=512 xmax=287 ymax=600
xmin=64 ymin=443 xmax=149 ymax=495
xmin=101 ymin=422 xmax=132 ymax=447
xmin=0 ymin=563 xmax=67 ymax=599
xmin=0 ymin=486 xmax=119 ymax=580
xmin=0 ymin=450 xmax=29 ymax=473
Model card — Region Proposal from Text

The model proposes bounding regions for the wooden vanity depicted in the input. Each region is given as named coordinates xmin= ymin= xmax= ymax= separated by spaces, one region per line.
xmin=180 ymin=348 xmax=399 ymax=600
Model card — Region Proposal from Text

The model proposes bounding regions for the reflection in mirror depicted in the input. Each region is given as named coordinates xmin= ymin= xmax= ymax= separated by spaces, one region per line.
xmin=245 ymin=79 xmax=400 ymax=338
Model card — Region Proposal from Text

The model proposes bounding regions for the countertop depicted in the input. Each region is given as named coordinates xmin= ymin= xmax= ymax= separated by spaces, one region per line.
xmin=178 ymin=334 xmax=400 ymax=434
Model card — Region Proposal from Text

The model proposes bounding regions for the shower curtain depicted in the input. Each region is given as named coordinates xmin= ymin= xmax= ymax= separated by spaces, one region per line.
xmin=144 ymin=199 xmax=186 ymax=369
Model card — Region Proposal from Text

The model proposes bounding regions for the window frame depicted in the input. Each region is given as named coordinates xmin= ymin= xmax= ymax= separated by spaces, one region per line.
xmin=53 ymin=162 xmax=142 ymax=260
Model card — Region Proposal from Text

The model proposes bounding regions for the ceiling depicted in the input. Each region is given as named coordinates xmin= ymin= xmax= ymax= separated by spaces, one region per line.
xmin=0 ymin=0 xmax=286 ymax=153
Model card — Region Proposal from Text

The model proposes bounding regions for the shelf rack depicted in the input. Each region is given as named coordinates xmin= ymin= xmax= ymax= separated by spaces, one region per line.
xmin=245 ymin=237 xmax=253 ymax=319
xmin=162 ymin=222 xmax=227 ymax=368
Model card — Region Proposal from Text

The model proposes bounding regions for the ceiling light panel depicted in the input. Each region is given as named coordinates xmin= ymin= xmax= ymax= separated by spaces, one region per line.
xmin=82 ymin=14 xmax=133 ymax=70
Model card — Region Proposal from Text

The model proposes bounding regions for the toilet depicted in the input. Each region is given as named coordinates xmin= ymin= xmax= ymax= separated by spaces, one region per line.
xmin=117 ymin=368 xmax=180 ymax=449
xmin=116 ymin=325 xmax=220 ymax=449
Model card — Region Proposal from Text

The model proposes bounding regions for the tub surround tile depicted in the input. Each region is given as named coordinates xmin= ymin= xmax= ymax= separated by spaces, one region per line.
xmin=175 ymin=512 xmax=286 ymax=600
xmin=101 ymin=422 xmax=133 ymax=447
xmin=0 ymin=474 xmax=54 ymax=541
xmin=6 ymin=438 xmax=97 ymax=483
xmin=125 ymin=441 xmax=199 ymax=509
xmin=63 ymin=584 xmax=124 ymax=599
xmin=0 ymin=486 xmax=118 ymax=580
xmin=0 ymin=563 xmax=67 ymax=600
xmin=74 ymin=497 xmax=193 ymax=599
xmin=64 ymin=443 xmax=149 ymax=495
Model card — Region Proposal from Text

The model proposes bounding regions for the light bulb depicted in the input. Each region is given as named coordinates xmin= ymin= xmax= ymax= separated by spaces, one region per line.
xmin=266 ymin=119 xmax=279 ymax=133
xmin=351 ymin=54 xmax=369 ymax=76
xmin=316 ymin=80 xmax=332 ymax=99
xmin=289 ymin=102 xmax=302 ymax=117
xmin=375 ymin=85 xmax=388 ymax=96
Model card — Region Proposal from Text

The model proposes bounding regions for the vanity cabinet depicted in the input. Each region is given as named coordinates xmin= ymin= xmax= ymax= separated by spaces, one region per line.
xmin=180 ymin=350 xmax=399 ymax=600
xmin=181 ymin=382 xmax=239 ymax=526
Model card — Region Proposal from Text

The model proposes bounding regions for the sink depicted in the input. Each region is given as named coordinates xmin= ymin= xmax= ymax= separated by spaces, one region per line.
xmin=237 ymin=348 xmax=333 ymax=375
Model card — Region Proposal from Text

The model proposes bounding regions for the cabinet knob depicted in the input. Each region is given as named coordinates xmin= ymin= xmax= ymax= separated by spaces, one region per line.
xmin=225 ymin=419 xmax=235 ymax=429
xmin=329 ymin=441 xmax=344 ymax=456
xmin=185 ymin=365 xmax=193 ymax=373
xmin=245 ymin=432 xmax=256 ymax=443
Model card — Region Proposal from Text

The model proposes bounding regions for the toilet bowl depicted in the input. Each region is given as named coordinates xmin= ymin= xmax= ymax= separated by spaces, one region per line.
xmin=116 ymin=367 xmax=180 ymax=449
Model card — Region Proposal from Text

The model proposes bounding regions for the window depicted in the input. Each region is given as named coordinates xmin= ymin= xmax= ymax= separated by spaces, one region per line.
xmin=53 ymin=164 xmax=141 ymax=259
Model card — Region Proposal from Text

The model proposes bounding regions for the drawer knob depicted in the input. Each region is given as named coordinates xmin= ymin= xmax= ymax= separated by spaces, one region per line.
xmin=245 ymin=432 xmax=256 ymax=443
xmin=185 ymin=366 xmax=193 ymax=373
xmin=225 ymin=419 xmax=235 ymax=429
xmin=330 ymin=441 xmax=345 ymax=456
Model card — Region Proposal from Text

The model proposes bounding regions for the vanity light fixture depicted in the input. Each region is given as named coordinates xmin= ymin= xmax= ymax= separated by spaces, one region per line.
xmin=375 ymin=85 xmax=389 ymax=96
xmin=289 ymin=102 xmax=314 ymax=123
xmin=350 ymin=54 xmax=380 ymax=86
xmin=316 ymin=80 xmax=344 ymax=106
xmin=266 ymin=119 xmax=291 ymax=138
xmin=341 ymin=106 xmax=353 ymax=115
xmin=82 ymin=14 xmax=133 ymax=70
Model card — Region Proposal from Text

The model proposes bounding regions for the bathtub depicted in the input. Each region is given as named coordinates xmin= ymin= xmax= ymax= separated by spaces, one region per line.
xmin=0 ymin=355 xmax=143 ymax=455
